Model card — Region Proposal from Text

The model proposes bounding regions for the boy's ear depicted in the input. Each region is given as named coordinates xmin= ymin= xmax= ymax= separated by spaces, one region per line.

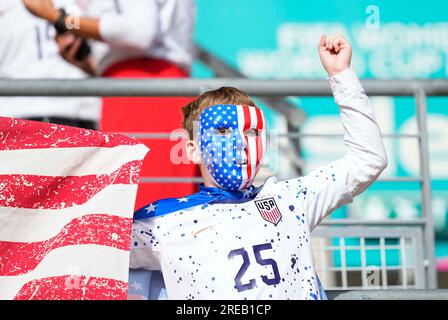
xmin=185 ymin=140 xmax=202 ymax=164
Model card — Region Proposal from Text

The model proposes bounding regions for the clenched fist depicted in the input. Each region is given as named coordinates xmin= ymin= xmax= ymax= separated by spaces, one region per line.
xmin=318 ymin=34 xmax=352 ymax=77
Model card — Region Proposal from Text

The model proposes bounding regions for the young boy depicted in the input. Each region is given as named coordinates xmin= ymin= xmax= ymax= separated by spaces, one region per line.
xmin=130 ymin=34 xmax=387 ymax=300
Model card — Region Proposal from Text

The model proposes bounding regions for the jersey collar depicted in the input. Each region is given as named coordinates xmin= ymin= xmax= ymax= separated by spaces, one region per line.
xmin=133 ymin=184 xmax=259 ymax=220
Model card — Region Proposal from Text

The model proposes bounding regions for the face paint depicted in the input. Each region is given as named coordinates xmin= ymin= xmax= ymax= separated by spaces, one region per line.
xmin=198 ymin=104 xmax=267 ymax=191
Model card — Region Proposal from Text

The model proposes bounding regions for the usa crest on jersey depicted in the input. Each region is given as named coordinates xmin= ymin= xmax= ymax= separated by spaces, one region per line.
xmin=255 ymin=197 xmax=282 ymax=225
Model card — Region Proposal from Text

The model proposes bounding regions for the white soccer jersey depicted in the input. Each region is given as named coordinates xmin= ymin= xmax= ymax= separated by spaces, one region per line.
xmin=130 ymin=68 xmax=388 ymax=300
xmin=0 ymin=0 xmax=100 ymax=121
xmin=76 ymin=0 xmax=195 ymax=74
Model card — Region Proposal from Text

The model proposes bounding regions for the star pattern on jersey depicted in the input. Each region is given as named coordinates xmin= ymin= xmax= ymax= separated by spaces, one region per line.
xmin=199 ymin=105 xmax=244 ymax=190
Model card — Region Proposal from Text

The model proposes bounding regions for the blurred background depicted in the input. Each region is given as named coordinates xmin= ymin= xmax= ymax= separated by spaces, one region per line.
xmin=1 ymin=0 xmax=447 ymax=292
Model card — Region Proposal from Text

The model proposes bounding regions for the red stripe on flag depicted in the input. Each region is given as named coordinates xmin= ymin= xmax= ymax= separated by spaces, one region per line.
xmin=0 ymin=160 xmax=142 ymax=209
xmin=14 ymin=275 xmax=127 ymax=300
xmin=242 ymin=106 xmax=252 ymax=189
xmin=255 ymin=107 xmax=264 ymax=170
xmin=0 ymin=214 xmax=132 ymax=276
xmin=0 ymin=117 xmax=139 ymax=151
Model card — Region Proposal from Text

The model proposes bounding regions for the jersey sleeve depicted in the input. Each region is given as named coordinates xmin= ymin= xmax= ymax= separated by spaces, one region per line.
xmin=99 ymin=0 xmax=159 ymax=51
xmin=281 ymin=68 xmax=388 ymax=231
xmin=129 ymin=219 xmax=162 ymax=271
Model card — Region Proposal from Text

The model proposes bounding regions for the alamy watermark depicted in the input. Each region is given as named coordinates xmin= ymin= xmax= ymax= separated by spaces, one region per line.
xmin=65 ymin=14 xmax=81 ymax=31
xmin=366 ymin=265 xmax=381 ymax=288
xmin=365 ymin=5 xmax=380 ymax=30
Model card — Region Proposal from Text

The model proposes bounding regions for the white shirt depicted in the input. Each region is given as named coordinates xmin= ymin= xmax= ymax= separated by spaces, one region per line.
xmin=0 ymin=0 xmax=100 ymax=121
xmin=130 ymin=68 xmax=388 ymax=300
xmin=77 ymin=0 xmax=195 ymax=74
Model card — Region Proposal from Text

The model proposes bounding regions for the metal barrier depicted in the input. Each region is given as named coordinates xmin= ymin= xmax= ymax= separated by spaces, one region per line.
xmin=312 ymin=226 xmax=425 ymax=290
xmin=1 ymin=77 xmax=447 ymax=290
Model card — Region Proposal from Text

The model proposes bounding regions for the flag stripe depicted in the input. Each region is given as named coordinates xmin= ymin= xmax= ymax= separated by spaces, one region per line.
xmin=241 ymin=105 xmax=252 ymax=189
xmin=0 ymin=145 xmax=148 ymax=176
xmin=0 ymin=185 xmax=137 ymax=243
xmin=0 ymin=214 xmax=132 ymax=276
xmin=14 ymin=275 xmax=127 ymax=300
xmin=0 ymin=117 xmax=139 ymax=151
xmin=255 ymin=107 xmax=265 ymax=171
xmin=237 ymin=105 xmax=247 ymax=189
xmin=0 ymin=245 xmax=130 ymax=299
xmin=0 ymin=117 xmax=148 ymax=299
xmin=248 ymin=135 xmax=257 ymax=177
xmin=248 ymin=106 xmax=258 ymax=183
xmin=0 ymin=160 xmax=142 ymax=209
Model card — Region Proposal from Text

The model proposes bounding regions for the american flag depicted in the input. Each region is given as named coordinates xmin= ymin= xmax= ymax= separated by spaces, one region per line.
xmin=0 ymin=117 xmax=149 ymax=300
xmin=199 ymin=104 xmax=266 ymax=191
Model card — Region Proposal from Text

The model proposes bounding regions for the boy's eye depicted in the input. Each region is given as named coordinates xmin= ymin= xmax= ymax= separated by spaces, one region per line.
xmin=215 ymin=127 xmax=232 ymax=136
xmin=244 ymin=128 xmax=259 ymax=137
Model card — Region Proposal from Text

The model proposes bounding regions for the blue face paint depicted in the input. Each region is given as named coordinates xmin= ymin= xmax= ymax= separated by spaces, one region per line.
xmin=198 ymin=104 xmax=267 ymax=191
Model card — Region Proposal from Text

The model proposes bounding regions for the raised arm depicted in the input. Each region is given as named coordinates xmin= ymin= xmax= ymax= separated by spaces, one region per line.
xmin=283 ymin=34 xmax=388 ymax=230
xmin=319 ymin=34 xmax=387 ymax=196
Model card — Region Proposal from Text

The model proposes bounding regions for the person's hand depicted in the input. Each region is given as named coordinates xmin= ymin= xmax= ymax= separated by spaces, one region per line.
xmin=56 ymin=33 xmax=96 ymax=75
xmin=22 ymin=0 xmax=59 ymax=23
xmin=318 ymin=33 xmax=352 ymax=77
xmin=56 ymin=33 xmax=82 ymax=65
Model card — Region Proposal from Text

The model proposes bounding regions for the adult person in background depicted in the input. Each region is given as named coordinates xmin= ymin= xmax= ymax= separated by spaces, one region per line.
xmin=23 ymin=0 xmax=198 ymax=208
xmin=0 ymin=0 xmax=100 ymax=129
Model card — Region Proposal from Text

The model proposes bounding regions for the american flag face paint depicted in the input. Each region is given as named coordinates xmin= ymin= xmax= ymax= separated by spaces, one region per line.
xmin=198 ymin=104 xmax=267 ymax=191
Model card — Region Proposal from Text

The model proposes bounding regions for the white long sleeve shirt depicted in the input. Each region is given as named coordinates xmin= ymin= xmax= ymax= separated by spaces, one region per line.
xmin=130 ymin=68 xmax=388 ymax=300
xmin=78 ymin=0 xmax=195 ymax=74
xmin=0 ymin=0 xmax=100 ymax=121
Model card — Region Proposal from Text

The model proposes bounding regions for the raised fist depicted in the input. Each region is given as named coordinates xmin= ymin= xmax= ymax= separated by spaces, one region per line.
xmin=318 ymin=34 xmax=352 ymax=77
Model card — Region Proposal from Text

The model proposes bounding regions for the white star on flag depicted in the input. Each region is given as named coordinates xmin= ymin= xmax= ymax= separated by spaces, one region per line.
xmin=178 ymin=197 xmax=189 ymax=203
xmin=145 ymin=203 xmax=157 ymax=213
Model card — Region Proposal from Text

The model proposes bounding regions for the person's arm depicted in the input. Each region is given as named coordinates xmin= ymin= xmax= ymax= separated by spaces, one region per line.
xmin=318 ymin=34 xmax=388 ymax=198
xmin=279 ymin=34 xmax=387 ymax=230
xmin=23 ymin=0 xmax=158 ymax=50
